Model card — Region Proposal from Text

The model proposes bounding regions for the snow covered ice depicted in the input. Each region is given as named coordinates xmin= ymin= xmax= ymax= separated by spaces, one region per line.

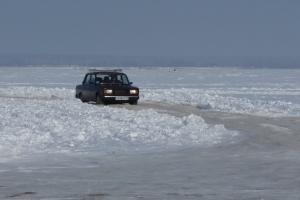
xmin=1 ymin=67 xmax=300 ymax=199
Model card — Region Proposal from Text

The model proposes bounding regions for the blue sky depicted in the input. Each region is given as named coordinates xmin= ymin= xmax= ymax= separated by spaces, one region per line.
xmin=1 ymin=0 xmax=300 ymax=57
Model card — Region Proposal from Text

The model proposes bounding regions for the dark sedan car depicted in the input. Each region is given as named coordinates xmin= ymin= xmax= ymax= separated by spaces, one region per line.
xmin=75 ymin=69 xmax=139 ymax=105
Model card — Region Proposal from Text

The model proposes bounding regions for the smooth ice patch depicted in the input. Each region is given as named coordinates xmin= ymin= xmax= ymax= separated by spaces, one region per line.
xmin=260 ymin=124 xmax=293 ymax=134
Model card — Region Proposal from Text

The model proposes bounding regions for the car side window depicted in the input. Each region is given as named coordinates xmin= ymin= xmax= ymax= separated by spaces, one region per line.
xmin=121 ymin=74 xmax=129 ymax=84
xmin=84 ymin=75 xmax=91 ymax=84
xmin=90 ymin=75 xmax=95 ymax=84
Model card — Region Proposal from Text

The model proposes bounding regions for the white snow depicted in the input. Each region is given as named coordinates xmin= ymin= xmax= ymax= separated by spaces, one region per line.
xmin=0 ymin=97 xmax=233 ymax=155
xmin=1 ymin=67 xmax=300 ymax=199
xmin=1 ymin=67 xmax=299 ymax=154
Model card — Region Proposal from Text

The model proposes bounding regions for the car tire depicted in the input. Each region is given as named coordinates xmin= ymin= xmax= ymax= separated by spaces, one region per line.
xmin=129 ymin=100 xmax=138 ymax=105
xmin=79 ymin=93 xmax=86 ymax=103
xmin=95 ymin=94 xmax=104 ymax=105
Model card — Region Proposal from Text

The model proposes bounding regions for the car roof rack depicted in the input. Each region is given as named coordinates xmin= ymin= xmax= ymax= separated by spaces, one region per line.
xmin=88 ymin=69 xmax=122 ymax=72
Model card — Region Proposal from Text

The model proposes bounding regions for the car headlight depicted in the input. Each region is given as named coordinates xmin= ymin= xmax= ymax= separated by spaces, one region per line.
xmin=104 ymin=89 xmax=113 ymax=94
xmin=130 ymin=89 xmax=138 ymax=94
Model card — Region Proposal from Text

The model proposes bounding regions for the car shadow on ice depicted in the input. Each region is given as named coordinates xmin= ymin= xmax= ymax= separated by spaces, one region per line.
xmin=196 ymin=103 xmax=212 ymax=110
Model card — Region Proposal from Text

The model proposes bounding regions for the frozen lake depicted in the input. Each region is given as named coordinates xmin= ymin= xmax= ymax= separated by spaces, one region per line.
xmin=1 ymin=67 xmax=300 ymax=199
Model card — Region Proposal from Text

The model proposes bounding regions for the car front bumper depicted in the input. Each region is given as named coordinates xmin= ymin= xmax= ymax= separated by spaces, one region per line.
xmin=103 ymin=96 xmax=139 ymax=102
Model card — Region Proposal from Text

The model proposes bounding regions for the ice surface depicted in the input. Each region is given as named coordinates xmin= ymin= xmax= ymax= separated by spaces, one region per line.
xmin=1 ymin=67 xmax=300 ymax=199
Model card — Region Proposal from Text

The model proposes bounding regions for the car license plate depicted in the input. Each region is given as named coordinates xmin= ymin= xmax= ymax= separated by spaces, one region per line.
xmin=116 ymin=97 xmax=129 ymax=100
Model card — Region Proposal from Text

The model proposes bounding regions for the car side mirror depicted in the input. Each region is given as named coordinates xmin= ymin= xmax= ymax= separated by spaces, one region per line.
xmin=129 ymin=82 xmax=133 ymax=84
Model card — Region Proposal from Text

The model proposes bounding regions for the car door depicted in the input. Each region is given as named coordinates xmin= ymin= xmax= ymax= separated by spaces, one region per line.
xmin=88 ymin=74 xmax=96 ymax=100
xmin=81 ymin=74 xmax=91 ymax=101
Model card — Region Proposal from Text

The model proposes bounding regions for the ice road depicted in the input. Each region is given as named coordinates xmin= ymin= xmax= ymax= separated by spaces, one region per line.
xmin=1 ymin=67 xmax=300 ymax=200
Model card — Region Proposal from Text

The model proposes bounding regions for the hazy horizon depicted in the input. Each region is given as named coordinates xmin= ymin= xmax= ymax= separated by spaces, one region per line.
xmin=1 ymin=53 xmax=300 ymax=68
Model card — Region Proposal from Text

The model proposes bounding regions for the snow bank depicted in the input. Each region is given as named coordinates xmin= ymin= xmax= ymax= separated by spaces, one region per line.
xmin=0 ymin=98 xmax=236 ymax=156
xmin=141 ymin=88 xmax=300 ymax=117
xmin=0 ymin=86 xmax=74 ymax=100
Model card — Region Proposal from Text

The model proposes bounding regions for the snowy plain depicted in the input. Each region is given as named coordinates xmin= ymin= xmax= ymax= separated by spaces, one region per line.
xmin=1 ymin=66 xmax=300 ymax=199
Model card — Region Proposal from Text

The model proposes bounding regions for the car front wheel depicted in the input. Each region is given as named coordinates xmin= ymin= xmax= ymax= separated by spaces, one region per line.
xmin=129 ymin=100 xmax=138 ymax=105
xmin=79 ymin=93 xmax=86 ymax=103
xmin=95 ymin=94 xmax=104 ymax=105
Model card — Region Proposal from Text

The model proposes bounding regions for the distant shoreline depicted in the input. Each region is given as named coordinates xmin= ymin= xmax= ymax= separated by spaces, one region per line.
xmin=1 ymin=54 xmax=300 ymax=69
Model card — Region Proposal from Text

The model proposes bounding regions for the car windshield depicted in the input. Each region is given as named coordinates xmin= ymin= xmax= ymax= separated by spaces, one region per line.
xmin=95 ymin=73 xmax=130 ymax=85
